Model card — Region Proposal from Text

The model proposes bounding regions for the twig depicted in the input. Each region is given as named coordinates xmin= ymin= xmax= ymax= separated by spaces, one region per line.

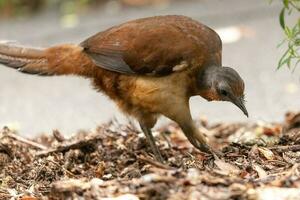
xmin=3 ymin=133 xmax=47 ymax=150
xmin=138 ymin=154 xmax=174 ymax=170
xmin=253 ymin=175 xmax=277 ymax=184
xmin=269 ymin=145 xmax=300 ymax=152
xmin=36 ymin=135 xmax=102 ymax=157
xmin=49 ymin=159 xmax=76 ymax=177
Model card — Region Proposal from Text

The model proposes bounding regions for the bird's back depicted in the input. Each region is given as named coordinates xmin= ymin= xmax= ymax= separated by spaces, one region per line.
xmin=81 ymin=15 xmax=222 ymax=76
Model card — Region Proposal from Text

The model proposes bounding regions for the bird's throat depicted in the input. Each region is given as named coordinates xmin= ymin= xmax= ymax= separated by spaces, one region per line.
xmin=196 ymin=65 xmax=220 ymax=101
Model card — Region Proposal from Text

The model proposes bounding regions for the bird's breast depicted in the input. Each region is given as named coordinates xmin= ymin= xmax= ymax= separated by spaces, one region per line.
xmin=126 ymin=71 xmax=193 ymax=114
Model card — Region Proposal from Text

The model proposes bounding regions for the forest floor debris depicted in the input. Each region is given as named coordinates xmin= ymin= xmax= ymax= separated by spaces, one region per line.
xmin=1 ymin=112 xmax=300 ymax=200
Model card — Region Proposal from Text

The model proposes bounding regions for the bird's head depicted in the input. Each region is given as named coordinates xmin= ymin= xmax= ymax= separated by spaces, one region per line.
xmin=198 ymin=66 xmax=248 ymax=117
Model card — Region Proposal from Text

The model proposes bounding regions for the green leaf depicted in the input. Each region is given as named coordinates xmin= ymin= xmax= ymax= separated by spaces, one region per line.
xmin=285 ymin=26 xmax=292 ymax=37
xmin=278 ymin=57 xmax=289 ymax=69
xmin=287 ymin=56 xmax=292 ymax=68
xmin=283 ymin=0 xmax=289 ymax=8
xmin=278 ymin=48 xmax=290 ymax=69
xmin=277 ymin=38 xmax=287 ymax=48
xmin=279 ymin=8 xmax=286 ymax=29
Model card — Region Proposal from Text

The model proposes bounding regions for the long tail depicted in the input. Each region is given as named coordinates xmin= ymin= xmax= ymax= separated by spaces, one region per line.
xmin=0 ymin=41 xmax=93 ymax=76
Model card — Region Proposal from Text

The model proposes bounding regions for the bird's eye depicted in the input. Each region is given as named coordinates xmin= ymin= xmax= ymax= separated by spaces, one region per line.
xmin=220 ymin=89 xmax=228 ymax=96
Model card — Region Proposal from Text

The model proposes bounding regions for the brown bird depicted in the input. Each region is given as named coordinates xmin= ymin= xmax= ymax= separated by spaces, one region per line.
xmin=0 ymin=15 xmax=247 ymax=162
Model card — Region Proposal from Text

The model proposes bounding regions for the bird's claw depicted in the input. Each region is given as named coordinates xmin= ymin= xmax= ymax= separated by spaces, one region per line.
xmin=188 ymin=136 xmax=223 ymax=158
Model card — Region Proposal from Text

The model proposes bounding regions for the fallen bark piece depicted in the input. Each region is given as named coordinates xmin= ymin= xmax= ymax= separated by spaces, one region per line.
xmin=284 ymin=112 xmax=300 ymax=130
xmin=36 ymin=134 xmax=102 ymax=157
xmin=0 ymin=142 xmax=13 ymax=158
xmin=52 ymin=129 xmax=65 ymax=142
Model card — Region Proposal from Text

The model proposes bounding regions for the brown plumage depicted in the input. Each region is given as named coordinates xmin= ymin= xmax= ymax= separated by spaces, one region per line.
xmin=0 ymin=15 xmax=248 ymax=162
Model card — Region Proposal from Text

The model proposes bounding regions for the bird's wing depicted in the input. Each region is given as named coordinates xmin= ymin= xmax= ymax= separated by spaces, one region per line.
xmin=81 ymin=15 xmax=222 ymax=76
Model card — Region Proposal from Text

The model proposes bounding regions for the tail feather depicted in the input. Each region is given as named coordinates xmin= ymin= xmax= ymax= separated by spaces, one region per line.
xmin=0 ymin=42 xmax=92 ymax=76
xmin=0 ymin=42 xmax=51 ymax=75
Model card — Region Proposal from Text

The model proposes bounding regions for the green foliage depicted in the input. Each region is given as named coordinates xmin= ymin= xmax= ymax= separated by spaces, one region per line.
xmin=275 ymin=0 xmax=300 ymax=70
xmin=0 ymin=0 xmax=99 ymax=17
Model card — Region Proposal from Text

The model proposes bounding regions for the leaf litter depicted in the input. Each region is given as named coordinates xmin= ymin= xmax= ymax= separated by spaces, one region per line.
xmin=0 ymin=112 xmax=300 ymax=200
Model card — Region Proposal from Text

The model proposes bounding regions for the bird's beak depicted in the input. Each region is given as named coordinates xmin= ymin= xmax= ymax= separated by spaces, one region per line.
xmin=232 ymin=97 xmax=248 ymax=117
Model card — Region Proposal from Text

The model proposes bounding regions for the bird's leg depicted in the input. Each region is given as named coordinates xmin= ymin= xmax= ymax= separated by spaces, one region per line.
xmin=181 ymin=123 xmax=210 ymax=152
xmin=165 ymin=104 xmax=215 ymax=154
xmin=139 ymin=123 xmax=164 ymax=163
xmin=181 ymin=123 xmax=223 ymax=157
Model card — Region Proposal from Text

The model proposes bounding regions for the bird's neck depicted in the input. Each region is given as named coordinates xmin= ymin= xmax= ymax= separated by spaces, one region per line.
xmin=196 ymin=65 xmax=220 ymax=101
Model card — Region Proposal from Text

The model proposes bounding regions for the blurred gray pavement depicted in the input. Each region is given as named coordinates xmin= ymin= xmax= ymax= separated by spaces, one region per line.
xmin=0 ymin=0 xmax=299 ymax=137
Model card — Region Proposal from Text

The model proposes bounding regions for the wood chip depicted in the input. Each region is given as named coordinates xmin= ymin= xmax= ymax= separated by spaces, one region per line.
xmin=258 ymin=147 xmax=275 ymax=160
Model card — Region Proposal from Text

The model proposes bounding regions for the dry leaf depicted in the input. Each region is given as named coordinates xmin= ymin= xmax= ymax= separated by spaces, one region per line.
xmin=258 ymin=147 xmax=275 ymax=160
xmin=252 ymin=164 xmax=268 ymax=178
xmin=95 ymin=161 xmax=106 ymax=178
xmin=21 ymin=197 xmax=38 ymax=200
xmin=214 ymin=159 xmax=240 ymax=176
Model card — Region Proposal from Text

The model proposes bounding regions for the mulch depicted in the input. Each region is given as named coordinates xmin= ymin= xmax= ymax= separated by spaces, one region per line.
xmin=1 ymin=112 xmax=300 ymax=200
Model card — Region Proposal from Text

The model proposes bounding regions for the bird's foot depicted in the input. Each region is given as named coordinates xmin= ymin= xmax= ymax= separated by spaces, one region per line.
xmin=146 ymin=137 xmax=165 ymax=163
xmin=188 ymin=136 xmax=223 ymax=158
